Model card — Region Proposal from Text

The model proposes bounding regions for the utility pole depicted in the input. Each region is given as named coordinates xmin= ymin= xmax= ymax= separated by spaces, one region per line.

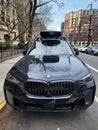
xmin=87 ymin=4 xmax=93 ymax=46
xmin=78 ymin=20 xmax=81 ymax=46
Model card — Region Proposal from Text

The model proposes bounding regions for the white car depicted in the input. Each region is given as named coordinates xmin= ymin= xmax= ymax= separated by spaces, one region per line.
xmin=78 ymin=46 xmax=87 ymax=52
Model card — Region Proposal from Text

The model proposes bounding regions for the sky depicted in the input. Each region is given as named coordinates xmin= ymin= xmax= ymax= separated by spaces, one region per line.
xmin=48 ymin=0 xmax=98 ymax=30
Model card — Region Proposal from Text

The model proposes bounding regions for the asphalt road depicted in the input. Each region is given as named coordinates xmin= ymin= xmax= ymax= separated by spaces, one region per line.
xmin=79 ymin=53 xmax=98 ymax=96
xmin=0 ymin=53 xmax=98 ymax=130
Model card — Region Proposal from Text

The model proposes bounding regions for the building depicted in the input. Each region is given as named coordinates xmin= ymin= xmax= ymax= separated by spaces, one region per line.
xmin=14 ymin=0 xmax=46 ymax=42
xmin=0 ymin=0 xmax=46 ymax=44
xmin=64 ymin=9 xmax=98 ymax=46
xmin=0 ymin=0 xmax=19 ymax=44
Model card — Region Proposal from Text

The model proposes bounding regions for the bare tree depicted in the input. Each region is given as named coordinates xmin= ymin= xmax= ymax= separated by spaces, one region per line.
xmin=37 ymin=4 xmax=53 ymax=27
xmin=26 ymin=0 xmax=53 ymax=48
xmin=14 ymin=0 xmax=28 ymax=43
xmin=0 ymin=0 xmax=27 ymax=46
xmin=17 ymin=0 xmax=63 ymax=48
xmin=0 ymin=1 xmax=16 ymax=44
xmin=1 ymin=0 xmax=63 ymax=48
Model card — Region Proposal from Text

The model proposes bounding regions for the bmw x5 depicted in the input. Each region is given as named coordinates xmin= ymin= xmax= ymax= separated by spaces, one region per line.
xmin=3 ymin=31 xmax=96 ymax=112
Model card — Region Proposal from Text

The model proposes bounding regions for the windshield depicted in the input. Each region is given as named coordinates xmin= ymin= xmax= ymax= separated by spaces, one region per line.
xmin=29 ymin=40 xmax=73 ymax=56
xmin=93 ymin=46 xmax=98 ymax=49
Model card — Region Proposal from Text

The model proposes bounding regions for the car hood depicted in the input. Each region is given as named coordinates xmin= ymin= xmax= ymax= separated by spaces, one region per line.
xmin=9 ymin=55 xmax=90 ymax=82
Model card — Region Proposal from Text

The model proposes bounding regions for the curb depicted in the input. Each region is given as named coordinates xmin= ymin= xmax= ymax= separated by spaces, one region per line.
xmin=0 ymin=54 xmax=22 ymax=111
xmin=0 ymin=100 xmax=6 ymax=111
xmin=0 ymin=53 xmax=22 ymax=63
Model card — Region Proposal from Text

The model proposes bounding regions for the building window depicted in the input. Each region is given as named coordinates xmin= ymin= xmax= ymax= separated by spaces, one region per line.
xmin=6 ymin=0 xmax=9 ymax=6
xmin=0 ymin=0 xmax=3 ymax=5
xmin=4 ymin=34 xmax=10 ymax=42
xmin=12 ymin=5 xmax=15 ymax=15
xmin=13 ymin=20 xmax=15 ymax=27
xmin=83 ymin=11 xmax=85 ymax=16
xmin=13 ymin=32 xmax=16 ymax=39
xmin=1 ymin=10 xmax=5 ymax=22
xmin=6 ymin=15 xmax=10 ymax=23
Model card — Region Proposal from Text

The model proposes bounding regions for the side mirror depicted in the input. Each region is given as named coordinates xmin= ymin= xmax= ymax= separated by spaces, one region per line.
xmin=23 ymin=50 xmax=27 ymax=56
xmin=75 ymin=50 xmax=79 ymax=56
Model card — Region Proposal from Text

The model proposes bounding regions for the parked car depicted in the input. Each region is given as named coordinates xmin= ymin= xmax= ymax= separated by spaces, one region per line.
xmin=86 ymin=46 xmax=93 ymax=54
xmin=3 ymin=31 xmax=96 ymax=112
xmin=78 ymin=46 xmax=87 ymax=52
xmin=91 ymin=46 xmax=98 ymax=56
xmin=86 ymin=46 xmax=98 ymax=55
xmin=73 ymin=45 xmax=79 ymax=51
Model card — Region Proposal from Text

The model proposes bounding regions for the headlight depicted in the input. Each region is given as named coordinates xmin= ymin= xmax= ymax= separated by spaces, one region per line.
xmin=6 ymin=73 xmax=20 ymax=84
xmin=81 ymin=73 xmax=93 ymax=82
xmin=78 ymin=73 xmax=93 ymax=83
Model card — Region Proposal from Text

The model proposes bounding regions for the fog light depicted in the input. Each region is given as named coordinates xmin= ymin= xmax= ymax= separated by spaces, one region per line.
xmin=5 ymin=90 xmax=14 ymax=106
xmin=85 ymin=101 xmax=91 ymax=105
xmin=85 ymin=89 xmax=94 ymax=104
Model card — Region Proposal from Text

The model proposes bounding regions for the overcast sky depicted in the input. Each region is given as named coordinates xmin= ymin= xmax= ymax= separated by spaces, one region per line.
xmin=48 ymin=0 xmax=98 ymax=30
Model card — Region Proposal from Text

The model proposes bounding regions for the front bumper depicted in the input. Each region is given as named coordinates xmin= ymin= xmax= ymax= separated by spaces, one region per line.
xmin=92 ymin=51 xmax=98 ymax=55
xmin=4 ymin=86 xmax=95 ymax=112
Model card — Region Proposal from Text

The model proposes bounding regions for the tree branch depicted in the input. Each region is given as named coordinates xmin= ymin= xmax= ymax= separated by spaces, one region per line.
xmin=12 ymin=30 xmax=26 ymax=41
xmin=17 ymin=15 xmax=30 ymax=32
xmin=36 ymin=0 xmax=52 ymax=9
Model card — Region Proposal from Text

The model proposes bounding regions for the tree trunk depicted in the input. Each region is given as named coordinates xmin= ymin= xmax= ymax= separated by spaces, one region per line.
xmin=27 ymin=18 xmax=33 ymax=48
xmin=9 ymin=39 xmax=13 ymax=56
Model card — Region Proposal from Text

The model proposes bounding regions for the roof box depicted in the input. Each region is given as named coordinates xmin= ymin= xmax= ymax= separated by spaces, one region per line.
xmin=40 ymin=31 xmax=62 ymax=38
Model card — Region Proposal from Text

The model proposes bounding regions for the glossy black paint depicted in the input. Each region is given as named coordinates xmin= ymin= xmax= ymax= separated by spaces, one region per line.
xmin=3 ymin=31 xmax=96 ymax=112
xmin=3 ymin=54 xmax=96 ymax=112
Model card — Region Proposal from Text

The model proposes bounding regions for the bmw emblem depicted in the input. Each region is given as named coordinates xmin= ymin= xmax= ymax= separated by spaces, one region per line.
xmin=47 ymin=75 xmax=51 ymax=78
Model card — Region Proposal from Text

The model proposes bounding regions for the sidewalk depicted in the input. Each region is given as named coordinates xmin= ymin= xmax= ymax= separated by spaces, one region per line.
xmin=0 ymin=54 xmax=23 ymax=111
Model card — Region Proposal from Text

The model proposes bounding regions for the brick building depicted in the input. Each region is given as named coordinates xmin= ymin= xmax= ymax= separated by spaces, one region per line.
xmin=64 ymin=9 xmax=98 ymax=46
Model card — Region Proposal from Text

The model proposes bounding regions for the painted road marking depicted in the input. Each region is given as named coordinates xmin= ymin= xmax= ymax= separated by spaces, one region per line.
xmin=86 ymin=64 xmax=98 ymax=103
xmin=86 ymin=64 xmax=98 ymax=73
xmin=57 ymin=128 xmax=60 ymax=130
xmin=95 ymin=96 xmax=98 ymax=103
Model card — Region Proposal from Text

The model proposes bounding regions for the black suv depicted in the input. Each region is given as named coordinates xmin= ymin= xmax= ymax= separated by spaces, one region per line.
xmin=3 ymin=31 xmax=96 ymax=112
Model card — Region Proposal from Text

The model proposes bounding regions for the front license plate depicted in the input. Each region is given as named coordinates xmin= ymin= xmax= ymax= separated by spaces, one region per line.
xmin=43 ymin=99 xmax=56 ymax=109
